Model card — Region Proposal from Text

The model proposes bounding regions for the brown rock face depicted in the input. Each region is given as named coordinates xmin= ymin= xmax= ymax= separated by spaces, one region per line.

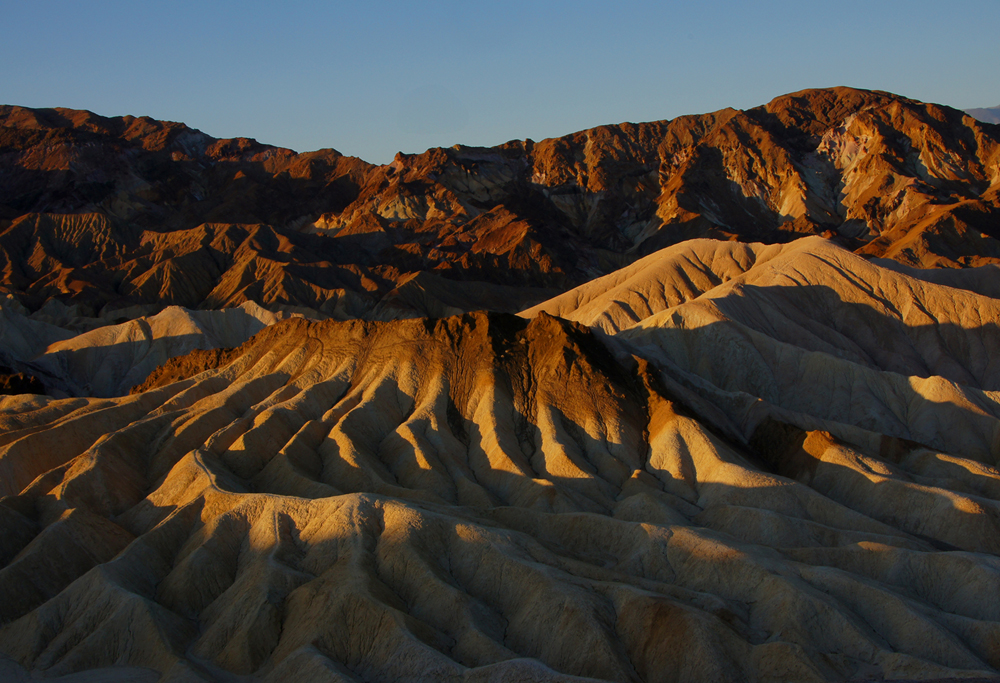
xmin=3 ymin=91 xmax=1000 ymax=682
xmin=0 ymin=106 xmax=372 ymax=226
xmin=2 ymin=88 xmax=999 ymax=319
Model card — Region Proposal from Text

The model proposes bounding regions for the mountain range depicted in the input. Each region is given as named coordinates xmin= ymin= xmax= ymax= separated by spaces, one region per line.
xmin=2 ymin=88 xmax=1000 ymax=683
xmin=966 ymin=106 xmax=1000 ymax=125
xmin=2 ymin=88 xmax=999 ymax=322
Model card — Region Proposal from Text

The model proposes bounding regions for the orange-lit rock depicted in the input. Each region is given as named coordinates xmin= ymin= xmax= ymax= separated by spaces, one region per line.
xmin=3 ymin=89 xmax=1000 ymax=682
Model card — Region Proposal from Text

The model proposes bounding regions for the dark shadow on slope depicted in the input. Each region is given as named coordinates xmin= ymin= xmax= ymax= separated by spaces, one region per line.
xmin=3 ymin=309 xmax=1000 ymax=681
xmin=709 ymin=282 xmax=1000 ymax=392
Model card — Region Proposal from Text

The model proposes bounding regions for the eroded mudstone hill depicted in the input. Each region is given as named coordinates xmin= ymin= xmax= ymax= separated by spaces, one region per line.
xmin=0 ymin=298 xmax=296 ymax=398
xmin=3 ymin=237 xmax=1000 ymax=682
xmin=2 ymin=88 xmax=999 ymax=320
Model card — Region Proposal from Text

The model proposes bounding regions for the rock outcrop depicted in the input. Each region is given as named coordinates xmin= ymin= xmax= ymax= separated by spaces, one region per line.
xmin=2 ymin=88 xmax=999 ymax=319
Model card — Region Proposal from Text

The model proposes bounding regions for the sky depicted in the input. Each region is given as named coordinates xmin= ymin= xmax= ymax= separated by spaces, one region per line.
xmin=2 ymin=0 xmax=998 ymax=165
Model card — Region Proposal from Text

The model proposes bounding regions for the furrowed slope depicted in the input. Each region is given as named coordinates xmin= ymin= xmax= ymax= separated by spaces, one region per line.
xmin=3 ymin=88 xmax=1000 ymax=683
xmin=1 ymin=302 xmax=999 ymax=681
xmin=0 ymin=298 xmax=295 ymax=398
xmin=527 ymin=236 xmax=1000 ymax=463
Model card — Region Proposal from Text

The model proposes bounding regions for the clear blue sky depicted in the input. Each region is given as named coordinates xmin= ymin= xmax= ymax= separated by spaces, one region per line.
xmin=2 ymin=0 xmax=997 ymax=164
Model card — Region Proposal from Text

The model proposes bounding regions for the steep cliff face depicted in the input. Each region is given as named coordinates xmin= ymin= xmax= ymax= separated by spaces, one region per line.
xmin=2 ymin=88 xmax=999 ymax=319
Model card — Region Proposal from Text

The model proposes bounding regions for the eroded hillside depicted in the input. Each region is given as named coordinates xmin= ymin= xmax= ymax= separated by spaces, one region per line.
xmin=2 ymin=238 xmax=1000 ymax=682
xmin=3 ymin=88 xmax=1000 ymax=682
xmin=2 ymin=88 xmax=999 ymax=321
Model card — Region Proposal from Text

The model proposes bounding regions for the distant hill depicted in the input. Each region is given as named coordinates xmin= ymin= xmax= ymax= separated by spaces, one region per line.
xmin=966 ymin=105 xmax=1000 ymax=124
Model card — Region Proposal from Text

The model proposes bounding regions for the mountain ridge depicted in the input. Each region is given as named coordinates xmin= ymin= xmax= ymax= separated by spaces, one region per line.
xmin=2 ymin=87 xmax=999 ymax=324
xmin=965 ymin=105 xmax=1000 ymax=125
xmin=4 ymin=88 xmax=1000 ymax=682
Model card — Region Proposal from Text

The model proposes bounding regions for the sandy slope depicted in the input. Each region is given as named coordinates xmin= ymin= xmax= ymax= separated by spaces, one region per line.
xmin=2 ymin=238 xmax=1000 ymax=681
xmin=528 ymin=237 xmax=1000 ymax=461
xmin=0 ymin=301 xmax=290 ymax=397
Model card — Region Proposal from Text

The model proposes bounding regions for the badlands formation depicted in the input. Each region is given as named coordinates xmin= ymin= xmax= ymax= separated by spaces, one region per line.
xmin=1 ymin=89 xmax=1000 ymax=682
